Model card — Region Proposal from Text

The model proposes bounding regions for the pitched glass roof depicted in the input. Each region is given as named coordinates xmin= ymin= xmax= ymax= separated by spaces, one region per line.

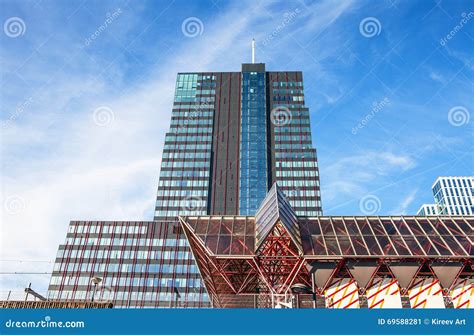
xmin=182 ymin=216 xmax=255 ymax=255
xmin=181 ymin=215 xmax=473 ymax=258
xmin=255 ymin=183 xmax=302 ymax=252
xmin=298 ymin=216 xmax=472 ymax=257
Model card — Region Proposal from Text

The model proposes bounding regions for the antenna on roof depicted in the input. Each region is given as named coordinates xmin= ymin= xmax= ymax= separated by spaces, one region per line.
xmin=252 ymin=38 xmax=256 ymax=64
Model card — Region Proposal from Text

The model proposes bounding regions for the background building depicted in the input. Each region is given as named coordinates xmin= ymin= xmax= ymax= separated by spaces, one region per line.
xmin=417 ymin=177 xmax=474 ymax=216
xmin=416 ymin=204 xmax=438 ymax=216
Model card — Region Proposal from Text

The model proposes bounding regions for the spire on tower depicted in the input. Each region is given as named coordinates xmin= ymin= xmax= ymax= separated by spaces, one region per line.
xmin=252 ymin=38 xmax=256 ymax=64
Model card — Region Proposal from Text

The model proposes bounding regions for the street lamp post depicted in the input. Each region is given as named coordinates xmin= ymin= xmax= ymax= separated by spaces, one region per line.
xmin=91 ymin=276 xmax=102 ymax=302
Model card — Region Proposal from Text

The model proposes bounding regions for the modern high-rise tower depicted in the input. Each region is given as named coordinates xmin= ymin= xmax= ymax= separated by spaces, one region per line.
xmin=154 ymin=63 xmax=322 ymax=220
xmin=48 ymin=60 xmax=323 ymax=308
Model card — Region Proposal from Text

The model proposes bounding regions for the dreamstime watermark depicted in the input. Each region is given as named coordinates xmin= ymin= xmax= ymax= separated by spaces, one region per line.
xmin=261 ymin=8 xmax=301 ymax=46
xmin=270 ymin=106 xmax=292 ymax=127
xmin=448 ymin=106 xmax=470 ymax=127
xmin=84 ymin=8 xmax=122 ymax=46
xmin=4 ymin=316 xmax=85 ymax=329
xmin=92 ymin=106 xmax=115 ymax=126
xmin=3 ymin=195 xmax=26 ymax=215
xmin=352 ymin=97 xmax=390 ymax=135
xmin=287 ymin=186 xmax=302 ymax=198
xmin=3 ymin=17 xmax=26 ymax=38
xmin=1 ymin=96 xmax=35 ymax=129
xmin=179 ymin=97 xmax=213 ymax=129
xmin=359 ymin=17 xmax=382 ymax=38
xmin=440 ymin=12 xmax=474 ymax=46
xmin=359 ymin=195 xmax=381 ymax=215
xmin=181 ymin=195 xmax=205 ymax=213
xmin=181 ymin=17 xmax=204 ymax=38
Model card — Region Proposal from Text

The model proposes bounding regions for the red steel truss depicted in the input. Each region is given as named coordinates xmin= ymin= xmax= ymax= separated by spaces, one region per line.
xmin=180 ymin=215 xmax=473 ymax=308
xmin=255 ymin=222 xmax=310 ymax=295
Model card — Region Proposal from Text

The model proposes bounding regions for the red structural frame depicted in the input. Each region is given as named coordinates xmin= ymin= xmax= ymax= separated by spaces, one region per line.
xmin=180 ymin=216 xmax=473 ymax=308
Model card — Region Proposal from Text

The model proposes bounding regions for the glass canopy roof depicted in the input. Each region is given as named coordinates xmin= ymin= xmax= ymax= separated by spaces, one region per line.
xmin=299 ymin=216 xmax=472 ymax=257
xmin=181 ymin=216 xmax=472 ymax=258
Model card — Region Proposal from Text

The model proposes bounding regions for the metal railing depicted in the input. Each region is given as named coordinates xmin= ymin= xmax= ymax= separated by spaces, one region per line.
xmin=0 ymin=300 xmax=113 ymax=309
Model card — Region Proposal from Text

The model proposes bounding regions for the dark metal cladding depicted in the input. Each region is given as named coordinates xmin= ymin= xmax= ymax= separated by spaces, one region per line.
xmin=210 ymin=72 xmax=241 ymax=215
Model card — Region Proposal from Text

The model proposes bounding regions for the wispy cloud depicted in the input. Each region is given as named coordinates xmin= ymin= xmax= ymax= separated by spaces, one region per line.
xmin=388 ymin=188 xmax=418 ymax=215
xmin=429 ymin=71 xmax=445 ymax=84
xmin=320 ymin=150 xmax=417 ymax=205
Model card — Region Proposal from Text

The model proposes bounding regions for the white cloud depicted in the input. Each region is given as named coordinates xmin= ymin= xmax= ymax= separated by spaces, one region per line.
xmin=320 ymin=150 xmax=417 ymax=204
xmin=429 ymin=71 xmax=444 ymax=83
xmin=377 ymin=152 xmax=416 ymax=171
xmin=388 ymin=189 xmax=418 ymax=215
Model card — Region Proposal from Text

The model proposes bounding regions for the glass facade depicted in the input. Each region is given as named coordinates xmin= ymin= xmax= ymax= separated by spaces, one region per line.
xmin=48 ymin=221 xmax=209 ymax=308
xmin=150 ymin=73 xmax=217 ymax=306
xmin=239 ymin=71 xmax=268 ymax=215
xmin=154 ymin=73 xmax=215 ymax=219
xmin=269 ymin=74 xmax=322 ymax=216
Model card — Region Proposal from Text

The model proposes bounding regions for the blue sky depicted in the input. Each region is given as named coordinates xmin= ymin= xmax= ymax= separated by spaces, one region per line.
xmin=1 ymin=0 xmax=473 ymax=294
